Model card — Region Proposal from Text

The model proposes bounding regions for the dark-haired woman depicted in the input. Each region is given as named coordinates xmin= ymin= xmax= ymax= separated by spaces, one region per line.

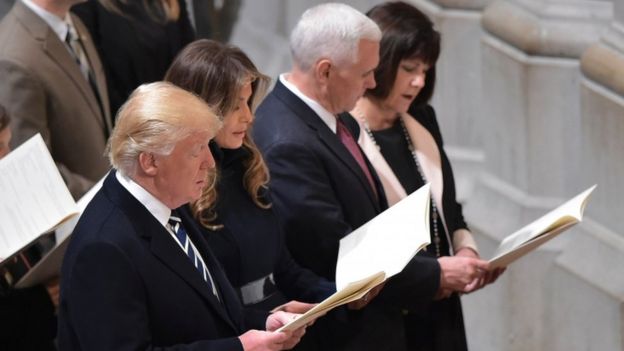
xmin=348 ymin=2 xmax=505 ymax=350
xmin=165 ymin=40 xmax=336 ymax=333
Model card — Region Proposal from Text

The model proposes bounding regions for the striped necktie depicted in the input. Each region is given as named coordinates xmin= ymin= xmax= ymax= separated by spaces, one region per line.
xmin=168 ymin=213 xmax=220 ymax=301
xmin=65 ymin=23 xmax=91 ymax=83
xmin=65 ymin=22 xmax=107 ymax=136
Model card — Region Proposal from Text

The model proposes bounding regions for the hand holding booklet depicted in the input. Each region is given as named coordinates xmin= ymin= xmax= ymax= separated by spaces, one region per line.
xmin=277 ymin=184 xmax=432 ymax=332
xmin=489 ymin=185 xmax=596 ymax=269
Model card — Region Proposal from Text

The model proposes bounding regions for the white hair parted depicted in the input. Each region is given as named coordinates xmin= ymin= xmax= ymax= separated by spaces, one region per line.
xmin=107 ymin=82 xmax=221 ymax=177
xmin=289 ymin=2 xmax=381 ymax=71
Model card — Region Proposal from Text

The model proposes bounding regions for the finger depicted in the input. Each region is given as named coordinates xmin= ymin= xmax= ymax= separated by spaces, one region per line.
xmin=476 ymin=259 xmax=491 ymax=271
xmin=489 ymin=268 xmax=504 ymax=284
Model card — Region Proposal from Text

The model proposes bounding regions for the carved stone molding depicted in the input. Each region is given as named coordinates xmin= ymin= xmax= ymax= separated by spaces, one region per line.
xmin=482 ymin=0 xmax=612 ymax=58
xmin=430 ymin=0 xmax=492 ymax=11
xmin=581 ymin=24 xmax=624 ymax=96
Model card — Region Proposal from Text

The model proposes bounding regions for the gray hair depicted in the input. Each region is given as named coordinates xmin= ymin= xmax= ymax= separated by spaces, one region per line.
xmin=290 ymin=3 xmax=381 ymax=71
xmin=108 ymin=82 xmax=221 ymax=177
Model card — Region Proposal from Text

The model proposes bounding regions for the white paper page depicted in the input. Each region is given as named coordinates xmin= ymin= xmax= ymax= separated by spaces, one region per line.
xmin=335 ymin=184 xmax=432 ymax=290
xmin=0 ymin=134 xmax=78 ymax=260
xmin=54 ymin=176 xmax=105 ymax=243
xmin=493 ymin=185 xmax=596 ymax=258
xmin=16 ymin=176 xmax=105 ymax=288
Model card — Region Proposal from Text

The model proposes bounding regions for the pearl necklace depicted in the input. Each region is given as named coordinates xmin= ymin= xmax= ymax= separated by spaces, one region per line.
xmin=363 ymin=117 xmax=442 ymax=257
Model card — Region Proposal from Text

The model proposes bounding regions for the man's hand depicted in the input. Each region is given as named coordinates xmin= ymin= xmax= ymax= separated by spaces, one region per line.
xmin=265 ymin=311 xmax=307 ymax=349
xmin=271 ymin=300 xmax=317 ymax=314
xmin=239 ymin=330 xmax=290 ymax=351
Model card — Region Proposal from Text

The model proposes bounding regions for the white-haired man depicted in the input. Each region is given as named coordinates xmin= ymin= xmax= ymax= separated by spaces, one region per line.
xmin=253 ymin=3 xmax=485 ymax=350
xmin=59 ymin=82 xmax=306 ymax=351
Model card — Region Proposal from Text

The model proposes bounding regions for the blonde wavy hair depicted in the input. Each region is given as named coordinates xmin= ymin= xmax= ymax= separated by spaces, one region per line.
xmin=107 ymin=82 xmax=220 ymax=177
xmin=165 ymin=39 xmax=271 ymax=229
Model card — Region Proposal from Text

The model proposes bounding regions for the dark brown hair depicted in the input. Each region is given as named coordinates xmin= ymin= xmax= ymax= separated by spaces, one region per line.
xmin=365 ymin=1 xmax=440 ymax=106
xmin=165 ymin=39 xmax=271 ymax=229
xmin=0 ymin=104 xmax=9 ymax=131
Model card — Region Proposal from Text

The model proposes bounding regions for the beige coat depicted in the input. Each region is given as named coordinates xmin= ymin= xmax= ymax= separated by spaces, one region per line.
xmin=0 ymin=1 xmax=111 ymax=198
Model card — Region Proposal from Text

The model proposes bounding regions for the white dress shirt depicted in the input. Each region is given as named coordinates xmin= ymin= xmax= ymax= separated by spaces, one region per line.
xmin=279 ymin=73 xmax=337 ymax=133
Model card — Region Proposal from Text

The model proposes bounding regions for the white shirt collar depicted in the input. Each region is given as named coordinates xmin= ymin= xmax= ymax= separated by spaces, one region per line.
xmin=115 ymin=171 xmax=171 ymax=229
xmin=279 ymin=73 xmax=337 ymax=133
xmin=21 ymin=0 xmax=70 ymax=42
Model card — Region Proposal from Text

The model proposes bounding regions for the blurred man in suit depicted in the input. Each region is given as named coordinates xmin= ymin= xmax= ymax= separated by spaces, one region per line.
xmin=253 ymin=3 xmax=488 ymax=350
xmin=59 ymin=82 xmax=306 ymax=351
xmin=0 ymin=0 xmax=112 ymax=199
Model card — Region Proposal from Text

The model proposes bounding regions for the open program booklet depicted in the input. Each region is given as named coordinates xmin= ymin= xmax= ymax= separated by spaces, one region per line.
xmin=489 ymin=185 xmax=597 ymax=269
xmin=15 ymin=177 xmax=104 ymax=288
xmin=0 ymin=134 xmax=78 ymax=265
xmin=278 ymin=184 xmax=432 ymax=332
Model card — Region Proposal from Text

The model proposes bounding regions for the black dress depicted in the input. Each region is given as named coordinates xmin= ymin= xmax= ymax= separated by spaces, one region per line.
xmin=371 ymin=108 xmax=468 ymax=351
xmin=182 ymin=143 xmax=335 ymax=312
xmin=72 ymin=0 xmax=195 ymax=115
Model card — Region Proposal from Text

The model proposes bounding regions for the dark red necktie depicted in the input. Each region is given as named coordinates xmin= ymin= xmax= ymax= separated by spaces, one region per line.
xmin=336 ymin=118 xmax=378 ymax=197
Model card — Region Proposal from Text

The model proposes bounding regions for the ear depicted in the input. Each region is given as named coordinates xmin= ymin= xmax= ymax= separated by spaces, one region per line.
xmin=315 ymin=59 xmax=332 ymax=83
xmin=138 ymin=152 xmax=158 ymax=176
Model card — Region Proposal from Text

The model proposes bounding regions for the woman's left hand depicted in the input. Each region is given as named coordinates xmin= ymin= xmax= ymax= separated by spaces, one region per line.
xmin=455 ymin=248 xmax=505 ymax=293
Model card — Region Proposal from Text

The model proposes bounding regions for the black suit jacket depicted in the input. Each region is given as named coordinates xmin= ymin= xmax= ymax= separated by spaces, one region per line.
xmin=180 ymin=144 xmax=334 ymax=312
xmin=253 ymin=80 xmax=441 ymax=351
xmin=59 ymin=171 xmax=266 ymax=350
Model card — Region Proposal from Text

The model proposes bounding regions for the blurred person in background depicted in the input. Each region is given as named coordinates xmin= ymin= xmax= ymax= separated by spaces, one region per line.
xmin=72 ymin=0 xmax=194 ymax=115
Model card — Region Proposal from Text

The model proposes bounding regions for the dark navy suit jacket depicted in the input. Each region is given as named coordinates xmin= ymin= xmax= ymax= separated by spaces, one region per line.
xmin=253 ymin=80 xmax=441 ymax=351
xmin=58 ymin=171 xmax=266 ymax=350
xmin=180 ymin=144 xmax=334 ymax=313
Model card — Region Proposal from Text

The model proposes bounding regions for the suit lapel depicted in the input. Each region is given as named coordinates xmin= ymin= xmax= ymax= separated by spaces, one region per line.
xmin=180 ymin=212 xmax=246 ymax=332
xmin=148 ymin=223 xmax=238 ymax=331
xmin=273 ymin=81 xmax=381 ymax=210
xmin=103 ymin=172 xmax=238 ymax=331
xmin=13 ymin=2 xmax=107 ymax=134
xmin=73 ymin=14 xmax=112 ymax=134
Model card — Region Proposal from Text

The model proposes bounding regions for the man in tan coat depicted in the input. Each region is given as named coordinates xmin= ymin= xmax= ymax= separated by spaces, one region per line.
xmin=0 ymin=0 xmax=111 ymax=198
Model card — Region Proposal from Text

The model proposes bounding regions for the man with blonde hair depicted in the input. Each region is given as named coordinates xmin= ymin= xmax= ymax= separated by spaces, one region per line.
xmin=59 ymin=82 xmax=305 ymax=351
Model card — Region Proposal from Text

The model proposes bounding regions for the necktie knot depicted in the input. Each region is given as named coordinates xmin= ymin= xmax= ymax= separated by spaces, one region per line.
xmin=64 ymin=22 xmax=91 ymax=82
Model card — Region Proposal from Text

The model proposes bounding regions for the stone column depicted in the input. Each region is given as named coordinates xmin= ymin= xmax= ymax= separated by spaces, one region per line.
xmin=463 ymin=0 xmax=615 ymax=350
xmin=408 ymin=0 xmax=494 ymax=201
xmin=551 ymin=5 xmax=624 ymax=350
